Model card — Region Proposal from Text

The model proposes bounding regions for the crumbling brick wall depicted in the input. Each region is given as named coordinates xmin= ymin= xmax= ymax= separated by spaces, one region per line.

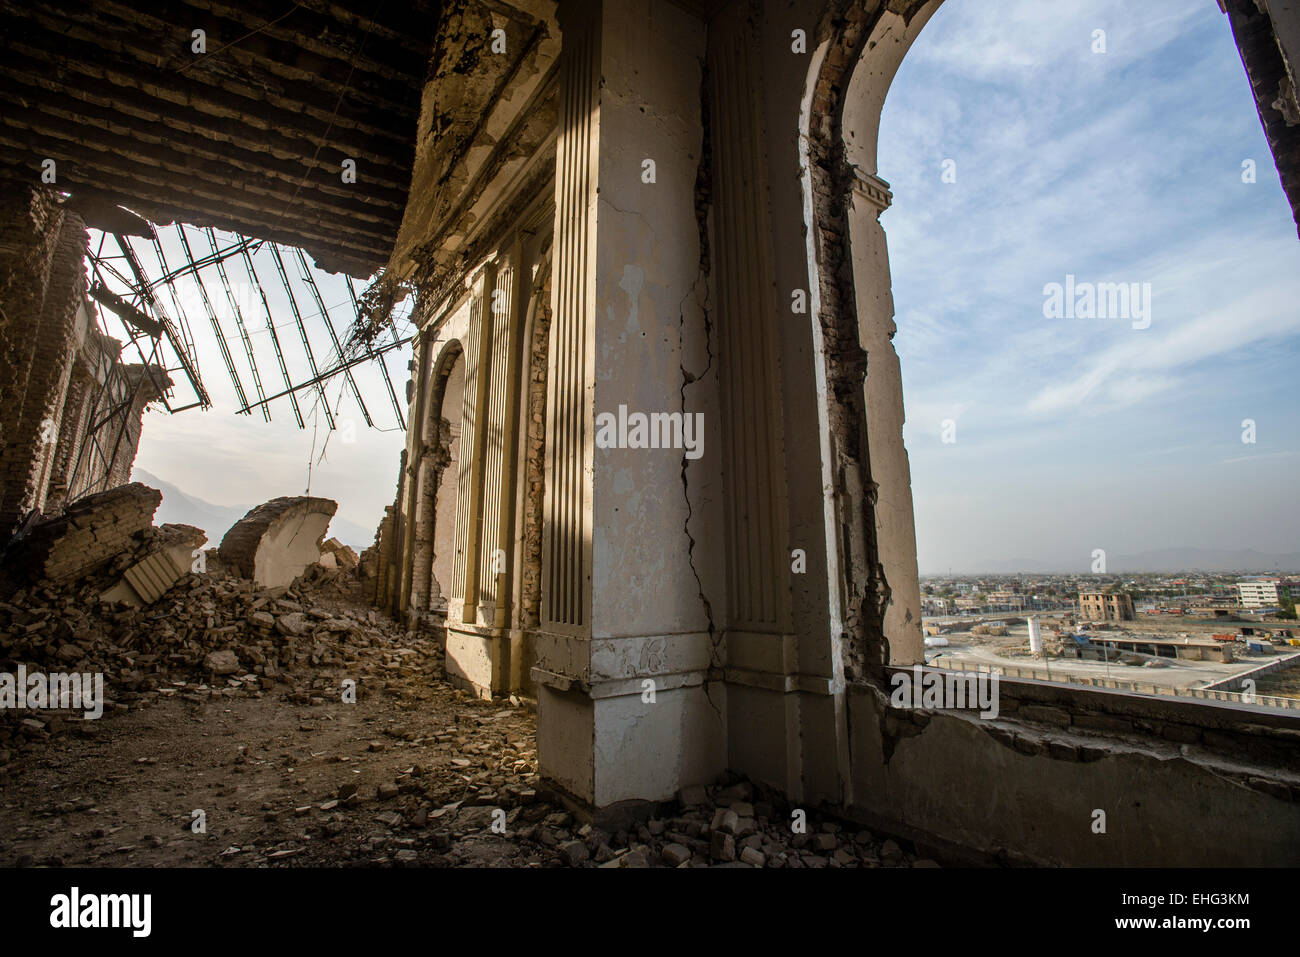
xmin=0 ymin=187 xmax=90 ymax=536
xmin=103 ymin=363 xmax=168 ymax=489
xmin=519 ymin=272 xmax=551 ymax=630
xmin=43 ymin=345 xmax=93 ymax=512
xmin=370 ymin=450 xmax=407 ymax=616
xmin=0 ymin=188 xmax=169 ymax=533
xmin=10 ymin=481 xmax=162 ymax=584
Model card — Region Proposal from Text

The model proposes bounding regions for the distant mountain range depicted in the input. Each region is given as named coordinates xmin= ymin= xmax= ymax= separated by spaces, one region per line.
xmin=924 ymin=548 xmax=1300 ymax=576
xmin=131 ymin=468 xmax=374 ymax=552
xmin=1103 ymin=548 xmax=1300 ymax=574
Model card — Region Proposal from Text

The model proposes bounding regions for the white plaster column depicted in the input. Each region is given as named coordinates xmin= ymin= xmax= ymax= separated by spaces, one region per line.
xmin=446 ymin=260 xmax=523 ymax=697
xmin=706 ymin=0 xmax=820 ymax=802
xmin=398 ymin=327 xmax=435 ymax=617
xmin=533 ymin=0 xmax=725 ymax=808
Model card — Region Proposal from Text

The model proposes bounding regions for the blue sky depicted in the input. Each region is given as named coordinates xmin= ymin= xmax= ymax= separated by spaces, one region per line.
xmin=878 ymin=0 xmax=1300 ymax=573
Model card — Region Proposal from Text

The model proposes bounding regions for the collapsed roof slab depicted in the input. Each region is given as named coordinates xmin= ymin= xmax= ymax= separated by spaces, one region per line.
xmin=218 ymin=496 xmax=338 ymax=589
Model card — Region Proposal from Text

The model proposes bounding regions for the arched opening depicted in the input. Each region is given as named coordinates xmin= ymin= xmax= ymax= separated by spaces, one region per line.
xmin=772 ymin=0 xmax=1300 ymax=865
xmin=840 ymin=0 xmax=1300 ymax=700
xmin=427 ymin=344 xmax=465 ymax=617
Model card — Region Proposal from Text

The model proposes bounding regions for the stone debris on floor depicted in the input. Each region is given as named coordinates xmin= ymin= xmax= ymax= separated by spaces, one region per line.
xmin=0 ymin=488 xmax=937 ymax=869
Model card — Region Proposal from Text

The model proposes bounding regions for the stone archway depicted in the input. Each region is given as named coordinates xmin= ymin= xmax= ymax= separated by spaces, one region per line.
xmin=406 ymin=341 xmax=465 ymax=621
xmin=427 ymin=344 xmax=465 ymax=615
xmin=800 ymin=0 xmax=941 ymax=684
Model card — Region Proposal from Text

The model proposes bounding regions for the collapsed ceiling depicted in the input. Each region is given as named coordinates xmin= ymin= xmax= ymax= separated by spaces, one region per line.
xmin=0 ymin=0 xmax=442 ymax=277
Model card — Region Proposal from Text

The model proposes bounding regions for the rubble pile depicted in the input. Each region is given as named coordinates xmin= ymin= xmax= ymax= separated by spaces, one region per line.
xmin=1 ymin=561 xmax=417 ymax=693
xmin=0 ymin=487 xmax=423 ymax=762
xmin=569 ymin=781 xmax=936 ymax=868
xmin=352 ymin=769 xmax=939 ymax=869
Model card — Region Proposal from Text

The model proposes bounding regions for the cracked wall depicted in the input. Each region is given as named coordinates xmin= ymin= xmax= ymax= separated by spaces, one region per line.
xmin=358 ymin=0 xmax=1300 ymax=856
xmin=846 ymin=673 xmax=1300 ymax=865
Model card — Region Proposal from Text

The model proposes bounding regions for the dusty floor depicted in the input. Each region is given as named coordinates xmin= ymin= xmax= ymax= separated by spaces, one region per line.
xmin=2 ymin=588 xmax=932 ymax=869
xmin=0 ymin=632 xmax=553 ymax=867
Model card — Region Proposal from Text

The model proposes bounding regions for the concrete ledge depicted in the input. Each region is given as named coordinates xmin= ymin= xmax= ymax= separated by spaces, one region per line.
xmin=724 ymin=666 xmax=834 ymax=694
xmin=530 ymin=664 xmax=707 ymax=699
xmin=532 ymin=628 xmax=716 ymax=687
xmin=883 ymin=665 xmax=1300 ymax=773
xmin=848 ymin=678 xmax=1300 ymax=865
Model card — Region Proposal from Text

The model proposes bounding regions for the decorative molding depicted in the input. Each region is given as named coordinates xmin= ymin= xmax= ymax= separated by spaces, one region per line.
xmin=709 ymin=9 xmax=794 ymax=633
xmin=853 ymin=169 xmax=894 ymax=214
xmin=542 ymin=0 xmax=599 ymax=633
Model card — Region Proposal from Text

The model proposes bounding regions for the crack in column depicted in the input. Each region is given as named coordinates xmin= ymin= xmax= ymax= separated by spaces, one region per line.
xmin=680 ymin=58 xmax=723 ymax=722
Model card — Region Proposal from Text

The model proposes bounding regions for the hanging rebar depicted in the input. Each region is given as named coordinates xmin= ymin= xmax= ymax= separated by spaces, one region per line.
xmin=293 ymin=247 xmax=372 ymax=428
xmin=207 ymin=228 xmax=271 ymax=423
xmin=269 ymin=243 xmax=335 ymax=431
xmin=175 ymin=225 xmax=251 ymax=413
xmin=240 ymin=243 xmax=305 ymax=428
xmin=348 ymin=277 xmax=406 ymax=430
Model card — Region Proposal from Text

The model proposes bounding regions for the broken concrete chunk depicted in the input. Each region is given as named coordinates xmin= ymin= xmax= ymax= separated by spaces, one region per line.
xmin=661 ymin=842 xmax=692 ymax=866
xmin=275 ymin=613 xmax=311 ymax=637
xmin=710 ymin=831 xmax=736 ymax=862
xmin=218 ymin=497 xmax=338 ymax=588
xmin=319 ymin=537 xmax=359 ymax=571
xmin=558 ymin=840 xmax=589 ymax=866
xmin=203 ymin=649 xmax=241 ymax=676
xmin=100 ymin=523 xmax=207 ymax=607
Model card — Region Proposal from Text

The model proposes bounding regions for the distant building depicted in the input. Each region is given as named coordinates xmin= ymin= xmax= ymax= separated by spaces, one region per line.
xmin=1237 ymin=577 xmax=1297 ymax=609
xmin=1078 ymin=591 xmax=1135 ymax=621
xmin=985 ymin=590 xmax=1026 ymax=611
xmin=921 ymin=596 xmax=954 ymax=615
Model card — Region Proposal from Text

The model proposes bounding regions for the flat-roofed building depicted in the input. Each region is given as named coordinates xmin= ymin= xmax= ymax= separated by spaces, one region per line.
xmin=1078 ymin=591 xmax=1135 ymax=621
xmin=1237 ymin=577 xmax=1297 ymax=608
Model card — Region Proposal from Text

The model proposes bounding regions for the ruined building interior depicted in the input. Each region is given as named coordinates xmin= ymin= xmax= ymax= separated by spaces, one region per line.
xmin=1 ymin=0 xmax=1299 ymax=875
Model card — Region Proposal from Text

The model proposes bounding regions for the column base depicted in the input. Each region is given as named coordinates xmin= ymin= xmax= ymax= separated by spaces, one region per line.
xmin=534 ymin=663 xmax=726 ymax=807
xmin=445 ymin=622 xmax=506 ymax=699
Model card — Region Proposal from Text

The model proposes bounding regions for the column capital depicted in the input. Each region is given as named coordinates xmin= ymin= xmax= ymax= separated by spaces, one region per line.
xmin=852 ymin=169 xmax=893 ymax=214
